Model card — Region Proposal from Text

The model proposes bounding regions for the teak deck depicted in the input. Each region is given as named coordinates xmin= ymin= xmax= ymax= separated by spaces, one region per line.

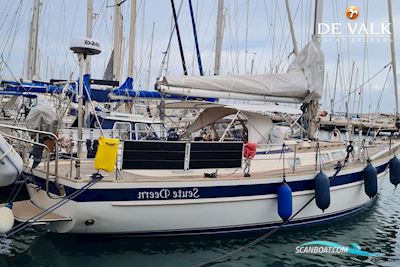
xmin=11 ymin=200 xmax=71 ymax=224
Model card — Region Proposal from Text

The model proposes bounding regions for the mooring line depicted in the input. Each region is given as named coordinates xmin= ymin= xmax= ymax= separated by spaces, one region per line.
xmin=2 ymin=174 xmax=102 ymax=239
xmin=193 ymin=165 xmax=344 ymax=267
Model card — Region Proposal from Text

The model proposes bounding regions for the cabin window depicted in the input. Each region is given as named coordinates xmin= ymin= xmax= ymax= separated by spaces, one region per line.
xmin=135 ymin=123 xmax=149 ymax=140
xmin=113 ymin=122 xmax=132 ymax=140
xmin=135 ymin=123 xmax=161 ymax=140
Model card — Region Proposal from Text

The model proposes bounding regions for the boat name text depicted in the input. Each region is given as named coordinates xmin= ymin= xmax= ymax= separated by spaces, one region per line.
xmin=137 ymin=188 xmax=199 ymax=200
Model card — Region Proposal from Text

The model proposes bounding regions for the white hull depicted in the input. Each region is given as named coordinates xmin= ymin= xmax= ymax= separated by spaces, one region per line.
xmin=25 ymin=161 xmax=388 ymax=235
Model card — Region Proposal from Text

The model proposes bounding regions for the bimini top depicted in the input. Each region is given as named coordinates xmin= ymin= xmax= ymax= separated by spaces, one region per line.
xmin=165 ymin=101 xmax=301 ymax=143
xmin=158 ymin=40 xmax=324 ymax=104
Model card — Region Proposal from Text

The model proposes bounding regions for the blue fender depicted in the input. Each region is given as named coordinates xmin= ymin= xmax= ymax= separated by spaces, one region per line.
xmin=277 ymin=182 xmax=292 ymax=221
xmin=314 ymin=172 xmax=330 ymax=211
xmin=389 ymin=157 xmax=400 ymax=188
xmin=362 ymin=163 xmax=378 ymax=198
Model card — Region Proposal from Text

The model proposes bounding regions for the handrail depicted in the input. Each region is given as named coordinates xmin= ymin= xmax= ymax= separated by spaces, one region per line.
xmin=0 ymin=124 xmax=64 ymax=199
xmin=0 ymin=124 xmax=59 ymax=176
xmin=1 ymin=132 xmax=65 ymax=199
xmin=0 ymin=123 xmax=58 ymax=140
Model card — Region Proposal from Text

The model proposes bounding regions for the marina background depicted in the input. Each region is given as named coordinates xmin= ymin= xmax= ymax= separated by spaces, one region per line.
xmin=1 ymin=0 xmax=400 ymax=113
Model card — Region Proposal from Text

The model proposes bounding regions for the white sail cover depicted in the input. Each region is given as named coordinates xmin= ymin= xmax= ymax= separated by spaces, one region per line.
xmin=158 ymin=40 xmax=324 ymax=103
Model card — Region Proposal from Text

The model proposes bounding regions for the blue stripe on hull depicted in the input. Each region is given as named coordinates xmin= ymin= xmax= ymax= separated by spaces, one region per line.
xmin=26 ymin=163 xmax=388 ymax=202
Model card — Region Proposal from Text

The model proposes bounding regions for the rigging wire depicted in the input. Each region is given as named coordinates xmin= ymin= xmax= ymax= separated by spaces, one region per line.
xmin=226 ymin=11 xmax=236 ymax=74
xmin=0 ymin=0 xmax=23 ymax=58
xmin=0 ymin=57 xmax=25 ymax=85
xmin=0 ymin=1 xmax=13 ymax=33
xmin=257 ymin=0 xmax=301 ymax=74
xmin=157 ymin=0 xmax=185 ymax=78
xmin=198 ymin=0 xmax=216 ymax=74
xmin=333 ymin=62 xmax=392 ymax=107
xmin=92 ymin=0 xmax=108 ymax=30
xmin=364 ymin=65 xmax=392 ymax=137
xmin=106 ymin=0 xmax=128 ymax=8
xmin=2 ymin=1 xmax=24 ymax=64
xmin=330 ymin=0 xmax=346 ymax=111
xmin=234 ymin=0 xmax=239 ymax=74
xmin=359 ymin=0 xmax=369 ymax=116
xmin=374 ymin=65 xmax=392 ymax=114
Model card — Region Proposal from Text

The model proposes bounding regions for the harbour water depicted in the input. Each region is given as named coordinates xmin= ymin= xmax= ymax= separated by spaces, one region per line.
xmin=0 ymin=176 xmax=399 ymax=267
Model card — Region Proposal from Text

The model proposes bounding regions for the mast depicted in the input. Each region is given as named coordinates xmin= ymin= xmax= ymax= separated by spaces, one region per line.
xmin=244 ymin=0 xmax=249 ymax=73
xmin=388 ymin=0 xmax=400 ymax=126
xmin=86 ymin=0 xmax=93 ymax=74
xmin=170 ymin=0 xmax=187 ymax=75
xmin=346 ymin=61 xmax=355 ymax=122
xmin=313 ymin=0 xmax=323 ymax=44
xmin=188 ymin=0 xmax=204 ymax=76
xmin=284 ymin=0 xmax=299 ymax=55
xmin=26 ymin=0 xmax=40 ymax=80
xmin=139 ymin=0 xmax=145 ymax=88
xmin=306 ymin=0 xmax=323 ymax=140
xmin=113 ymin=0 xmax=123 ymax=82
xmin=352 ymin=67 xmax=359 ymax=115
xmin=331 ymin=54 xmax=340 ymax=120
xmin=214 ymin=0 xmax=225 ymax=75
xmin=26 ymin=20 xmax=33 ymax=78
xmin=83 ymin=0 xmax=94 ymax=127
xmin=127 ymin=0 xmax=137 ymax=78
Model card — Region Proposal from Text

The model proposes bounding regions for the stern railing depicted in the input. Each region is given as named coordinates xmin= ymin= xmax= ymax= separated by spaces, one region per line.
xmin=0 ymin=123 xmax=66 ymax=198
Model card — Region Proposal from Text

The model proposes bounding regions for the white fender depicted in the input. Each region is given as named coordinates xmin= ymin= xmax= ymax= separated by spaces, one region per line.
xmin=0 ymin=133 xmax=23 ymax=187
xmin=0 ymin=204 xmax=14 ymax=234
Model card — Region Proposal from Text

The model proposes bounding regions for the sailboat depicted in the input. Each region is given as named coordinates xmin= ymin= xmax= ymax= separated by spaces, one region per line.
xmin=3 ymin=81 xmax=399 ymax=235
xmin=1 ymin=0 xmax=400 ymax=237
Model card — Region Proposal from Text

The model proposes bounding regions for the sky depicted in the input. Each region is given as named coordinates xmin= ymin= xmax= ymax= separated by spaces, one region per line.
xmin=0 ymin=0 xmax=399 ymax=114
